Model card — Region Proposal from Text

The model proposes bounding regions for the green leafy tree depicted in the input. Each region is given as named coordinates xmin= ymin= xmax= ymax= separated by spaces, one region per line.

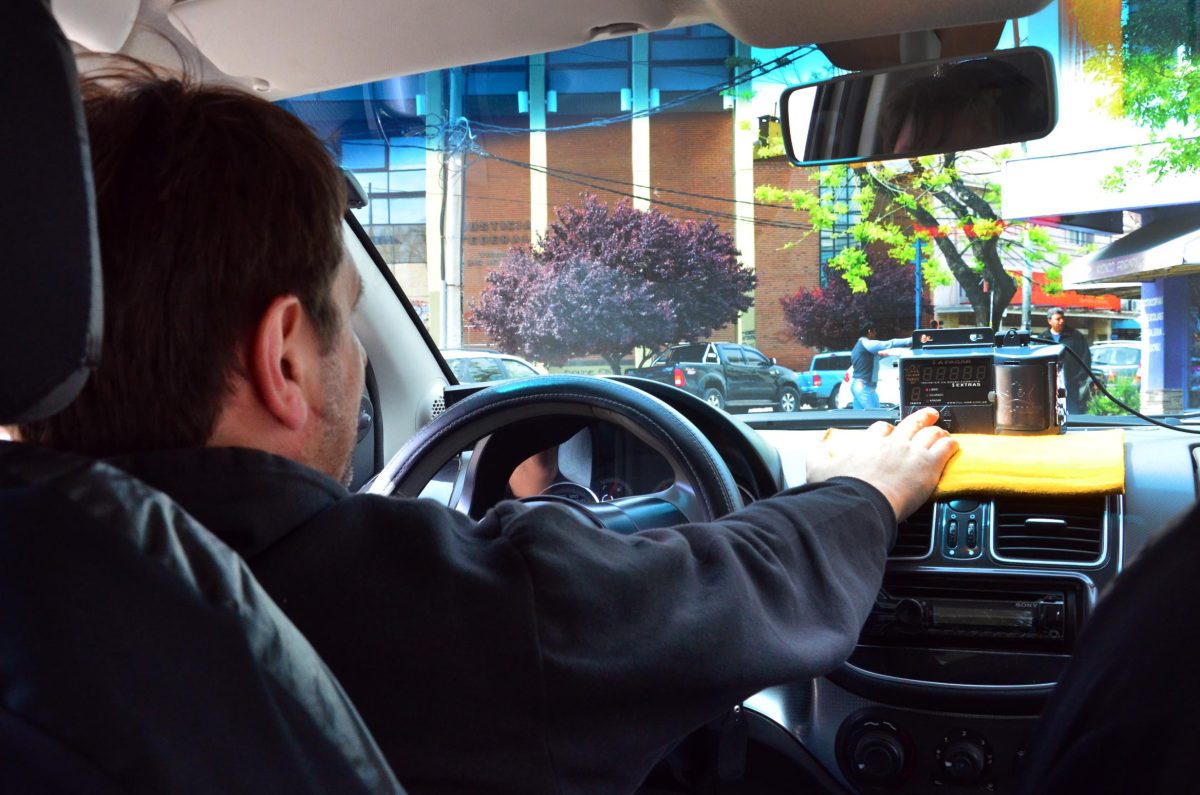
xmin=757 ymin=157 xmax=1069 ymax=329
xmin=1084 ymin=0 xmax=1200 ymax=184
xmin=1087 ymin=376 xmax=1142 ymax=415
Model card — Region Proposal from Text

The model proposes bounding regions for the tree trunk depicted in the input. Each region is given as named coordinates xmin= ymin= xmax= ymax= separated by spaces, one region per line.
xmin=863 ymin=164 xmax=1018 ymax=332
xmin=603 ymin=353 xmax=625 ymax=374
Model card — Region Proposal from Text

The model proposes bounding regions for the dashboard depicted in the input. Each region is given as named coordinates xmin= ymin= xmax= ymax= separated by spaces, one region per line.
xmin=751 ymin=417 xmax=1194 ymax=793
xmin=419 ymin=382 xmax=1197 ymax=794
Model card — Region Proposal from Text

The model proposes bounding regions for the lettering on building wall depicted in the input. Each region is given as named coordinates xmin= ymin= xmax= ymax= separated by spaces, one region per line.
xmin=1145 ymin=296 xmax=1164 ymax=354
xmin=465 ymin=250 xmax=510 ymax=269
xmin=464 ymin=219 xmax=531 ymax=250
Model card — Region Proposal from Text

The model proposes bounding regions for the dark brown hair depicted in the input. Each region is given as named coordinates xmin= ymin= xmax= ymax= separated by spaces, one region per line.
xmin=19 ymin=62 xmax=347 ymax=455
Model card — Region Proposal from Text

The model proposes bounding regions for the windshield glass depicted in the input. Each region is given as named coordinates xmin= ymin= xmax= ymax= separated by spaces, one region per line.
xmin=281 ymin=0 xmax=1197 ymax=419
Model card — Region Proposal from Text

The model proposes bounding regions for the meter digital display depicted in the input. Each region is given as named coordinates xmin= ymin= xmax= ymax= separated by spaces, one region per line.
xmin=901 ymin=355 xmax=994 ymax=408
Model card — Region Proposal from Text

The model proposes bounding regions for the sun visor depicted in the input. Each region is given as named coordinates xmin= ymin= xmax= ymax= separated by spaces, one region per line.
xmin=705 ymin=0 xmax=1051 ymax=51
xmin=817 ymin=22 xmax=1009 ymax=71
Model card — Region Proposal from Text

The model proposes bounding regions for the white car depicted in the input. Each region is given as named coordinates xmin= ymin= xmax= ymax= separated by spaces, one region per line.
xmin=834 ymin=356 xmax=901 ymax=409
xmin=440 ymin=349 xmax=544 ymax=385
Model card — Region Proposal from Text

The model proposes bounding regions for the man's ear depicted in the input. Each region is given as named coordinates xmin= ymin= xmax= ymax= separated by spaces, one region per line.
xmin=248 ymin=295 xmax=315 ymax=431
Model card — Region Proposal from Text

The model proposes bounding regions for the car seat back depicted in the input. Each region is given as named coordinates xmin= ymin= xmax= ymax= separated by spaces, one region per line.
xmin=0 ymin=2 xmax=402 ymax=791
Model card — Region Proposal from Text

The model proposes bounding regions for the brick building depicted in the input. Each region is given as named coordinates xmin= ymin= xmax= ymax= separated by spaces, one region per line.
xmin=285 ymin=25 xmax=845 ymax=374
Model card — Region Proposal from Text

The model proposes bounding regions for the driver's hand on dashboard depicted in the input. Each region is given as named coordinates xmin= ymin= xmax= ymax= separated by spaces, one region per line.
xmin=806 ymin=407 xmax=958 ymax=521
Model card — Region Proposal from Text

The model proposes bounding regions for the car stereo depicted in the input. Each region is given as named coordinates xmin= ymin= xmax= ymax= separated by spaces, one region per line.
xmin=899 ymin=327 xmax=1066 ymax=435
xmin=861 ymin=574 xmax=1087 ymax=653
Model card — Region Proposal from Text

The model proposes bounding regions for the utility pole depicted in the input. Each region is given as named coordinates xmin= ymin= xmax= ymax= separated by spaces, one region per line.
xmin=914 ymin=237 xmax=923 ymax=329
xmin=441 ymin=68 xmax=465 ymax=348
xmin=1021 ymin=232 xmax=1033 ymax=330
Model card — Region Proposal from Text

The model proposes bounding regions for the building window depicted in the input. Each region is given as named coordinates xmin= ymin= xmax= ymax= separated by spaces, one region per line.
xmin=650 ymin=25 xmax=733 ymax=113
xmin=548 ymin=39 xmax=631 ymax=116
xmin=818 ymin=167 xmax=861 ymax=286
xmin=282 ymin=80 xmax=428 ymax=263
xmin=465 ymin=56 xmax=530 ymax=118
xmin=1066 ymin=228 xmax=1094 ymax=247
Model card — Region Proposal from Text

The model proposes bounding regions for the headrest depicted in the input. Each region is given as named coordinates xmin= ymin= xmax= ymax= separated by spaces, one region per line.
xmin=0 ymin=0 xmax=101 ymax=424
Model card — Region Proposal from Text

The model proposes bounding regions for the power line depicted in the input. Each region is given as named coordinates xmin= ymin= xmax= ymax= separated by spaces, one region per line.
xmin=480 ymin=151 xmax=807 ymax=213
xmin=476 ymin=149 xmax=813 ymax=233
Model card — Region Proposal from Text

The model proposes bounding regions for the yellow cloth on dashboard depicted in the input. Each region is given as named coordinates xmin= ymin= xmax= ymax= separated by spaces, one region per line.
xmin=819 ymin=428 xmax=1125 ymax=497
xmin=932 ymin=430 xmax=1125 ymax=497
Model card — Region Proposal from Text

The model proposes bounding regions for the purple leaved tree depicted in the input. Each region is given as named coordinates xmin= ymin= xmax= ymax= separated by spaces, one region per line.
xmin=781 ymin=259 xmax=931 ymax=351
xmin=475 ymin=195 xmax=755 ymax=374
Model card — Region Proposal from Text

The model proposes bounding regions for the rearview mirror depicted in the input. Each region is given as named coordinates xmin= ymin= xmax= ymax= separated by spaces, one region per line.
xmin=780 ymin=47 xmax=1056 ymax=166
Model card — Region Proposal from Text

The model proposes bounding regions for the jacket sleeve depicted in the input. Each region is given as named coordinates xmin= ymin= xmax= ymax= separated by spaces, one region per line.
xmin=859 ymin=337 xmax=910 ymax=354
xmin=474 ymin=475 xmax=895 ymax=789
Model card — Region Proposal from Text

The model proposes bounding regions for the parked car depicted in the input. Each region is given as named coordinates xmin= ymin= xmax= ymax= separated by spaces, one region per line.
xmin=797 ymin=351 xmax=852 ymax=408
xmin=1090 ymin=340 xmax=1142 ymax=384
xmin=834 ymin=356 xmax=901 ymax=409
xmin=625 ymin=342 xmax=802 ymax=412
xmin=441 ymin=349 xmax=544 ymax=384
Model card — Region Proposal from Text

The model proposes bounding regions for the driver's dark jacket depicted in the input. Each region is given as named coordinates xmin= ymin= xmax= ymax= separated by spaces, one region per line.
xmin=108 ymin=447 xmax=896 ymax=795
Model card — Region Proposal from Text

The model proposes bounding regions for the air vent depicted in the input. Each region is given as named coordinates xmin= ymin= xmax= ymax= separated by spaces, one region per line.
xmin=992 ymin=495 xmax=1108 ymax=565
xmin=891 ymin=501 xmax=935 ymax=559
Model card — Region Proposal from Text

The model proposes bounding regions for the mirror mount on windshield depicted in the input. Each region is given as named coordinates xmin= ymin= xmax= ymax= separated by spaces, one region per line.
xmin=780 ymin=47 xmax=1056 ymax=167
xmin=898 ymin=30 xmax=941 ymax=63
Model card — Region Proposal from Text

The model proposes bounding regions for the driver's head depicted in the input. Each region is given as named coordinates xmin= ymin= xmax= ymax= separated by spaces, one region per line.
xmin=18 ymin=62 xmax=365 ymax=484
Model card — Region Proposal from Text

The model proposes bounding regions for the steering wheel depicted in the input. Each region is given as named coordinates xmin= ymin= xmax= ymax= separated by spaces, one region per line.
xmin=367 ymin=375 xmax=742 ymax=530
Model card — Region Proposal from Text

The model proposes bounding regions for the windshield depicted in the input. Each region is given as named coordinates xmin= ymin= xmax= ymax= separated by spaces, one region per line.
xmin=282 ymin=0 xmax=1196 ymax=419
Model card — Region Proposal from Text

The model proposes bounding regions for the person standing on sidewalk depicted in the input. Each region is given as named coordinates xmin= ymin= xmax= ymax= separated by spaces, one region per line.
xmin=851 ymin=321 xmax=910 ymax=409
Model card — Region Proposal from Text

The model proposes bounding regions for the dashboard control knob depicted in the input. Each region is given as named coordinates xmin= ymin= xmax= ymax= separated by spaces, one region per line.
xmin=850 ymin=729 xmax=907 ymax=782
xmin=942 ymin=739 xmax=987 ymax=784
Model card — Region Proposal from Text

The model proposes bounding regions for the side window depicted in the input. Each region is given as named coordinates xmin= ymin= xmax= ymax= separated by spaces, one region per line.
xmin=502 ymin=359 xmax=539 ymax=379
xmin=1115 ymin=348 xmax=1139 ymax=365
xmin=723 ymin=346 xmax=744 ymax=364
xmin=1092 ymin=348 xmax=1114 ymax=366
xmin=742 ymin=347 xmax=770 ymax=366
xmin=830 ymin=355 xmax=852 ymax=370
xmin=467 ymin=357 xmax=506 ymax=382
xmin=673 ymin=344 xmax=706 ymax=362
xmin=703 ymin=345 xmax=720 ymax=364
xmin=449 ymin=359 xmax=473 ymax=382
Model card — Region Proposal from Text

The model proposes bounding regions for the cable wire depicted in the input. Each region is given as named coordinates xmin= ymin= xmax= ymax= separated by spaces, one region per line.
xmin=1029 ymin=335 xmax=1200 ymax=434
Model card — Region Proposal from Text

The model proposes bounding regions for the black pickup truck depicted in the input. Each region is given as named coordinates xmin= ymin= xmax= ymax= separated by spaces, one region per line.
xmin=625 ymin=342 xmax=802 ymax=412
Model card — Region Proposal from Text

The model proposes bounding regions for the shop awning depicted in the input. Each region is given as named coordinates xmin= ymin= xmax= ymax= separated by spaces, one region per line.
xmin=1063 ymin=212 xmax=1200 ymax=288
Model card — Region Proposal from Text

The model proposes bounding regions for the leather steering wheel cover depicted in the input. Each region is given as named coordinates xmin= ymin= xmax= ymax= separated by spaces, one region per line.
xmin=370 ymin=375 xmax=741 ymax=520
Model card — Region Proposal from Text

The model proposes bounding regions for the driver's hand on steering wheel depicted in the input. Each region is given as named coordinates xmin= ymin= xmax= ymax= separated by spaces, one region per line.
xmin=806 ymin=407 xmax=958 ymax=520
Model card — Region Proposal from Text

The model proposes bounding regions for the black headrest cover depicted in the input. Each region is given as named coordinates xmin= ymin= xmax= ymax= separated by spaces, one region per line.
xmin=0 ymin=0 xmax=101 ymax=423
